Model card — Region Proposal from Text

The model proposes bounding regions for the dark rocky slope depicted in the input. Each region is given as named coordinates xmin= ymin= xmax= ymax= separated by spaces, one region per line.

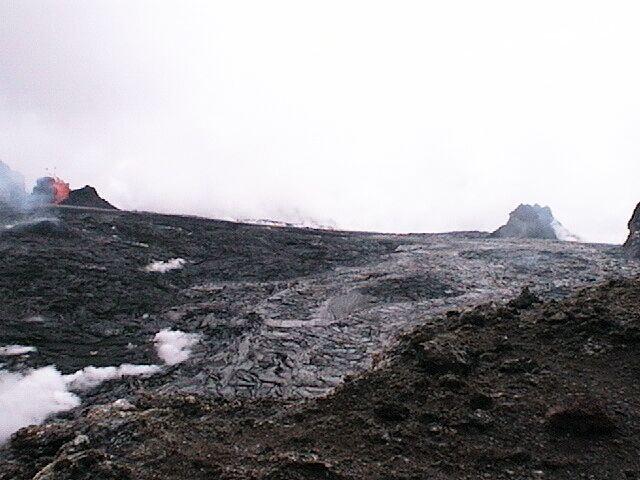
xmin=2 ymin=277 xmax=640 ymax=479
xmin=0 ymin=208 xmax=399 ymax=373
xmin=624 ymin=202 xmax=640 ymax=258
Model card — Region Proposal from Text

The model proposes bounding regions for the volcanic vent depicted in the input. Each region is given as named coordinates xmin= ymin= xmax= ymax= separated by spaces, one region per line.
xmin=32 ymin=176 xmax=71 ymax=205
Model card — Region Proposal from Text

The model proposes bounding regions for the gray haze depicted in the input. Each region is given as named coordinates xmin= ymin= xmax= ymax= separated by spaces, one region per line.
xmin=1 ymin=1 xmax=639 ymax=243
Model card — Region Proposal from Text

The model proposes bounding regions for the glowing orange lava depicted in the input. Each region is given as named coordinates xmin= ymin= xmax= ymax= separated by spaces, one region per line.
xmin=51 ymin=177 xmax=70 ymax=204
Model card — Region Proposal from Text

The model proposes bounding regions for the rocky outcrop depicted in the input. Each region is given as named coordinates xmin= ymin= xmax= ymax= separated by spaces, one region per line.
xmin=491 ymin=204 xmax=578 ymax=241
xmin=61 ymin=186 xmax=117 ymax=210
xmin=623 ymin=203 xmax=640 ymax=258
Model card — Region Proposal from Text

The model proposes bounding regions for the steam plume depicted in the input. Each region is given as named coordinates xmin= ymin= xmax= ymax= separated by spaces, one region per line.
xmin=64 ymin=364 xmax=161 ymax=391
xmin=0 ymin=345 xmax=37 ymax=356
xmin=0 ymin=328 xmax=201 ymax=444
xmin=153 ymin=329 xmax=200 ymax=365
xmin=0 ymin=367 xmax=80 ymax=444
xmin=0 ymin=161 xmax=63 ymax=231
xmin=145 ymin=258 xmax=186 ymax=273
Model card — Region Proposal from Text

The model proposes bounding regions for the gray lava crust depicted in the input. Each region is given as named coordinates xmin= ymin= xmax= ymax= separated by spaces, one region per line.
xmin=1 ymin=208 xmax=637 ymax=403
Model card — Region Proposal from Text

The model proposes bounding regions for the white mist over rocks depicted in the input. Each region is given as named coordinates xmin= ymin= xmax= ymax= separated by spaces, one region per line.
xmin=1 ymin=2 xmax=639 ymax=244
xmin=0 ymin=367 xmax=79 ymax=444
xmin=551 ymin=220 xmax=581 ymax=243
xmin=0 ymin=329 xmax=199 ymax=444
xmin=0 ymin=162 xmax=27 ymax=212
xmin=0 ymin=161 xmax=54 ymax=217
xmin=0 ymin=345 xmax=37 ymax=356
xmin=0 ymin=364 xmax=158 ymax=444
xmin=64 ymin=364 xmax=162 ymax=391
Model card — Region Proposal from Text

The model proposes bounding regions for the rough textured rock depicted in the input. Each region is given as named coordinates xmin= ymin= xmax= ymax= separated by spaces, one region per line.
xmin=1 ymin=208 xmax=640 ymax=479
xmin=624 ymin=202 xmax=640 ymax=258
xmin=3 ymin=277 xmax=640 ymax=479
xmin=0 ymin=217 xmax=72 ymax=238
xmin=491 ymin=204 xmax=576 ymax=241
xmin=0 ymin=208 xmax=636 ymax=401
xmin=61 ymin=186 xmax=118 ymax=210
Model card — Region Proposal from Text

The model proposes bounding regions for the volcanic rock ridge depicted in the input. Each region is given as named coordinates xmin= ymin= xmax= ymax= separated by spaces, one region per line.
xmin=624 ymin=202 xmax=640 ymax=258
xmin=61 ymin=185 xmax=118 ymax=210
xmin=491 ymin=204 xmax=579 ymax=241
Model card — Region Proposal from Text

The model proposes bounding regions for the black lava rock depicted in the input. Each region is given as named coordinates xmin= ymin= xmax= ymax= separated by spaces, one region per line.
xmin=624 ymin=202 xmax=640 ymax=259
xmin=61 ymin=186 xmax=118 ymax=210
xmin=491 ymin=204 xmax=573 ymax=240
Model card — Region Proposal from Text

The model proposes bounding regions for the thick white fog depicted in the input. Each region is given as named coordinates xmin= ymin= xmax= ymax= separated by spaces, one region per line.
xmin=1 ymin=1 xmax=639 ymax=243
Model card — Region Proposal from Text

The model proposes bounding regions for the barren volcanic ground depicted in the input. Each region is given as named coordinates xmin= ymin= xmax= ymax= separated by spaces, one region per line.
xmin=1 ymin=207 xmax=640 ymax=479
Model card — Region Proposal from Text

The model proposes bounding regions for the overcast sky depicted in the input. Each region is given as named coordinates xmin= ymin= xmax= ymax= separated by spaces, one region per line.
xmin=1 ymin=1 xmax=639 ymax=243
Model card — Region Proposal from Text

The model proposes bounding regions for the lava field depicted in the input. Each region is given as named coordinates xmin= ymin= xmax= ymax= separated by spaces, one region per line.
xmin=1 ymin=207 xmax=639 ymax=479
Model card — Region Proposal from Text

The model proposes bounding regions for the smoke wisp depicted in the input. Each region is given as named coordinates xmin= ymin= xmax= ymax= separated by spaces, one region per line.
xmin=0 ymin=161 xmax=61 ymax=231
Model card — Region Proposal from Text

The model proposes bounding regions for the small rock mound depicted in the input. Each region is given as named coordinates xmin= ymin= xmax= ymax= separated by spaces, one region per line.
xmin=507 ymin=286 xmax=541 ymax=310
xmin=624 ymin=202 xmax=640 ymax=258
xmin=491 ymin=204 xmax=578 ymax=241
xmin=410 ymin=332 xmax=472 ymax=375
xmin=61 ymin=186 xmax=118 ymax=210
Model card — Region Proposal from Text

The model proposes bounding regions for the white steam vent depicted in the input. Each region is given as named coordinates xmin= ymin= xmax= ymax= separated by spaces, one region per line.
xmin=0 ymin=367 xmax=80 ymax=444
xmin=144 ymin=258 xmax=186 ymax=273
xmin=64 ymin=364 xmax=161 ymax=391
xmin=0 ymin=345 xmax=37 ymax=356
xmin=550 ymin=219 xmax=581 ymax=242
xmin=0 ymin=362 xmax=161 ymax=444
xmin=0 ymin=328 xmax=202 ymax=443
xmin=153 ymin=329 xmax=200 ymax=365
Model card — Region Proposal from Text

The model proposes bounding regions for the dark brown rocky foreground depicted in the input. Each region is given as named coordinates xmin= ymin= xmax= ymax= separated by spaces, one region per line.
xmin=2 ymin=276 xmax=640 ymax=479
